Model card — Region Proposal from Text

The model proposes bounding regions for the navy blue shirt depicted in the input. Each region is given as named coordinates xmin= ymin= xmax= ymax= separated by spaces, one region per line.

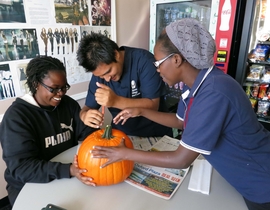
xmin=85 ymin=46 xmax=172 ymax=137
xmin=177 ymin=66 xmax=270 ymax=203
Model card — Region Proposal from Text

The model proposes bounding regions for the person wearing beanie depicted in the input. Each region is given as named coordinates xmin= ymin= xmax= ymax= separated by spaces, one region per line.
xmin=91 ymin=18 xmax=270 ymax=210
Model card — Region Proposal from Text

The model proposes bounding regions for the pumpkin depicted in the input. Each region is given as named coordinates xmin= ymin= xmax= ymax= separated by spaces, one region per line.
xmin=77 ymin=125 xmax=134 ymax=186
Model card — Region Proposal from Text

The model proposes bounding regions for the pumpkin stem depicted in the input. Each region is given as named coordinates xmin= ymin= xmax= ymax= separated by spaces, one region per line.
xmin=101 ymin=125 xmax=114 ymax=139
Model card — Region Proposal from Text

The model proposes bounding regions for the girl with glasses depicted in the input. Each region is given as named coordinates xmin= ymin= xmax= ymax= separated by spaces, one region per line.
xmin=91 ymin=19 xmax=270 ymax=210
xmin=0 ymin=56 xmax=96 ymax=206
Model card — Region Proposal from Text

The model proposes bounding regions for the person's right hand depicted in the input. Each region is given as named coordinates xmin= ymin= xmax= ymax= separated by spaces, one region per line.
xmin=113 ymin=108 xmax=141 ymax=125
xmin=70 ymin=155 xmax=96 ymax=186
xmin=81 ymin=109 xmax=104 ymax=128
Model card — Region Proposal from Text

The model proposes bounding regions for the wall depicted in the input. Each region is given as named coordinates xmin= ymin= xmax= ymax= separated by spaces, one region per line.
xmin=116 ymin=0 xmax=150 ymax=49
xmin=0 ymin=0 xmax=150 ymax=200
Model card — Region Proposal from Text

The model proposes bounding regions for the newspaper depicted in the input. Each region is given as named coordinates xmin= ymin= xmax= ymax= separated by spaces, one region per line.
xmin=128 ymin=136 xmax=159 ymax=151
xmin=126 ymin=135 xmax=190 ymax=200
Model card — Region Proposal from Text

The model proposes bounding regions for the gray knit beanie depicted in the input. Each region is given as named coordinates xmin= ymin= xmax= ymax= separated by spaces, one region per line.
xmin=166 ymin=18 xmax=216 ymax=69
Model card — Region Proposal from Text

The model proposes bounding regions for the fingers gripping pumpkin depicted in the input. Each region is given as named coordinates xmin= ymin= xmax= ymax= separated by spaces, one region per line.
xmin=77 ymin=125 xmax=134 ymax=186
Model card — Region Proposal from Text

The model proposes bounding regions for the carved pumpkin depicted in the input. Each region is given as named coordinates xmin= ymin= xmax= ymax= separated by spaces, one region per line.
xmin=77 ymin=125 xmax=134 ymax=186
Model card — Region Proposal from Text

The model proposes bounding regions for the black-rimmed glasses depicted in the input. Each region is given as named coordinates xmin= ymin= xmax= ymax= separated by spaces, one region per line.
xmin=153 ymin=53 xmax=175 ymax=68
xmin=39 ymin=82 xmax=70 ymax=94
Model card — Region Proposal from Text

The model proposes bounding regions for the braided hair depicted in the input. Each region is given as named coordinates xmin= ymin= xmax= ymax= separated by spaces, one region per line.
xmin=25 ymin=56 xmax=66 ymax=94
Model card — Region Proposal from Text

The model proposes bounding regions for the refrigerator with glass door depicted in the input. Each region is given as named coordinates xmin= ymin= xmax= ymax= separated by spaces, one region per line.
xmin=149 ymin=0 xmax=246 ymax=111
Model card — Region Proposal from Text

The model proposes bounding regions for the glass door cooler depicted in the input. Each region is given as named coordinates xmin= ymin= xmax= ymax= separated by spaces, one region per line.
xmin=149 ymin=0 xmax=244 ymax=111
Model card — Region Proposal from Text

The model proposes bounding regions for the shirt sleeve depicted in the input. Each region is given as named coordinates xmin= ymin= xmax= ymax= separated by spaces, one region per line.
xmin=85 ymin=76 xmax=100 ymax=109
xmin=136 ymin=51 xmax=166 ymax=99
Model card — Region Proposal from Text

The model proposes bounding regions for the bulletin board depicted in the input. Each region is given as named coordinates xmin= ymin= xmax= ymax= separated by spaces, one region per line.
xmin=0 ymin=0 xmax=116 ymax=121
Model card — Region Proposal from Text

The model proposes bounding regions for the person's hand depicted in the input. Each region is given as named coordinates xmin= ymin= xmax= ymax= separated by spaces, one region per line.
xmin=70 ymin=155 xmax=96 ymax=186
xmin=95 ymin=82 xmax=118 ymax=107
xmin=113 ymin=108 xmax=141 ymax=125
xmin=90 ymin=138 xmax=130 ymax=168
xmin=81 ymin=108 xmax=104 ymax=128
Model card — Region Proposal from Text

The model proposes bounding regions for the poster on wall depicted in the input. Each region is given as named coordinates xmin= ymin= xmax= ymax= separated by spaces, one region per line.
xmin=36 ymin=26 xmax=80 ymax=57
xmin=0 ymin=0 xmax=116 ymax=102
xmin=54 ymin=0 xmax=90 ymax=25
xmin=0 ymin=0 xmax=26 ymax=23
xmin=0 ymin=63 xmax=15 ymax=100
xmin=0 ymin=28 xmax=39 ymax=62
xmin=53 ymin=0 xmax=111 ymax=26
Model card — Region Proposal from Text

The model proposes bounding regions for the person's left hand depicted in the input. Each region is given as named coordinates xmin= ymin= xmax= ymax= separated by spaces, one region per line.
xmin=113 ymin=108 xmax=141 ymax=125
xmin=90 ymin=138 xmax=130 ymax=168
xmin=70 ymin=155 xmax=96 ymax=186
xmin=95 ymin=82 xmax=118 ymax=107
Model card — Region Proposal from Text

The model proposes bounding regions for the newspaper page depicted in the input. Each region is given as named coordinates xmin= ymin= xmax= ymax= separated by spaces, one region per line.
xmin=128 ymin=136 xmax=159 ymax=151
xmin=125 ymin=135 xmax=190 ymax=200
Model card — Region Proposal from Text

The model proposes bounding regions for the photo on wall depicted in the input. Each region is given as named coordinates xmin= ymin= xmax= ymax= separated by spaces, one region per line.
xmin=16 ymin=62 xmax=28 ymax=95
xmin=64 ymin=53 xmax=92 ymax=85
xmin=91 ymin=0 xmax=111 ymax=26
xmin=0 ymin=28 xmax=39 ymax=62
xmin=0 ymin=63 xmax=15 ymax=100
xmin=80 ymin=25 xmax=111 ymax=39
xmin=54 ymin=0 xmax=90 ymax=25
xmin=0 ymin=0 xmax=26 ymax=23
xmin=36 ymin=25 xmax=80 ymax=57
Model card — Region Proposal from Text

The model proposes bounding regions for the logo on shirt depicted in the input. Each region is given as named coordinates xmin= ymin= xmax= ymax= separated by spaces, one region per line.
xmin=44 ymin=119 xmax=73 ymax=148
xmin=61 ymin=118 xmax=73 ymax=132
xmin=131 ymin=80 xmax=140 ymax=97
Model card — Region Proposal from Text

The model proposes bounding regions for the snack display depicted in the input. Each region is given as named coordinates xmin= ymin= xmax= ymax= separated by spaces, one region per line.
xmin=244 ymin=7 xmax=270 ymax=121
xmin=249 ymin=98 xmax=257 ymax=109
xmin=245 ymin=83 xmax=252 ymax=96
xmin=267 ymin=87 xmax=270 ymax=100
xmin=244 ymin=80 xmax=270 ymax=119
xmin=249 ymin=44 xmax=270 ymax=62
xmin=258 ymin=84 xmax=268 ymax=99
xmin=246 ymin=65 xmax=264 ymax=82
xmin=257 ymin=100 xmax=270 ymax=117
xmin=256 ymin=27 xmax=270 ymax=42
xmin=261 ymin=66 xmax=270 ymax=82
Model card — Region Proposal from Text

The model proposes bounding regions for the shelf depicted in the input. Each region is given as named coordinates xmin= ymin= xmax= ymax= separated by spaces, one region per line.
xmin=243 ymin=82 xmax=266 ymax=86
xmin=258 ymin=41 xmax=270 ymax=45
xmin=258 ymin=117 xmax=270 ymax=124
xmin=248 ymin=59 xmax=270 ymax=66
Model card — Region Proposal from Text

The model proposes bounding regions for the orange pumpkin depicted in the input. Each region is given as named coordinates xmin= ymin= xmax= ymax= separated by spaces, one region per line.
xmin=77 ymin=125 xmax=134 ymax=186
